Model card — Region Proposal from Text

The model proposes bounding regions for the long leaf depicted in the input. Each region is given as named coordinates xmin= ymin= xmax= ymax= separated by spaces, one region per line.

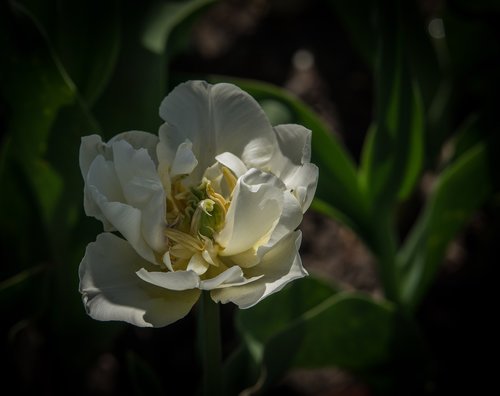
xmin=16 ymin=0 xmax=121 ymax=106
xmin=0 ymin=2 xmax=76 ymax=231
xmin=398 ymin=140 xmax=492 ymax=310
xmin=234 ymin=277 xmax=425 ymax=393
xmin=93 ymin=0 xmax=215 ymax=136
xmin=358 ymin=3 xmax=425 ymax=208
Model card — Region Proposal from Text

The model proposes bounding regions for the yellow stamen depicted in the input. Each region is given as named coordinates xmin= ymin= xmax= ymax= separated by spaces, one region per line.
xmin=222 ymin=166 xmax=237 ymax=195
xmin=206 ymin=182 xmax=228 ymax=213
xmin=165 ymin=228 xmax=204 ymax=251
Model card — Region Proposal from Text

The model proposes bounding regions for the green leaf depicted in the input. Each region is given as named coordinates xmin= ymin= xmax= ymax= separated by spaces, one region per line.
xmin=0 ymin=264 xmax=49 ymax=321
xmin=16 ymin=0 xmax=121 ymax=106
xmin=223 ymin=345 xmax=260 ymax=396
xmin=398 ymin=140 xmax=492 ymax=310
xmin=142 ymin=0 xmax=215 ymax=58
xmin=358 ymin=3 xmax=425 ymax=208
xmin=94 ymin=0 xmax=215 ymax=136
xmin=234 ymin=277 xmax=337 ymax=392
xmin=233 ymin=277 xmax=423 ymax=393
xmin=237 ymin=277 xmax=336 ymax=350
xmin=25 ymin=159 xmax=64 ymax=227
xmin=0 ymin=2 xmax=77 ymax=233
xmin=0 ymin=4 xmax=75 ymax=160
xmin=0 ymin=0 xmax=113 ymax=340
xmin=261 ymin=293 xmax=396 ymax=384
xmin=236 ymin=278 xmax=428 ymax=394
xmin=207 ymin=77 xmax=372 ymax=242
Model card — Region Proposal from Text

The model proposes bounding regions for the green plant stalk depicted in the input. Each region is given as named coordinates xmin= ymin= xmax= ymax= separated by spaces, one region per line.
xmin=198 ymin=290 xmax=223 ymax=396
xmin=372 ymin=209 xmax=401 ymax=306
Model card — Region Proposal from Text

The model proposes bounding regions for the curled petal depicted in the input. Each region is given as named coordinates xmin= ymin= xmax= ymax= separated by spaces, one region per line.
xmin=85 ymin=140 xmax=167 ymax=260
xmin=274 ymin=124 xmax=312 ymax=165
xmin=286 ymin=163 xmax=319 ymax=212
xmin=170 ymin=139 xmax=198 ymax=177
xmin=187 ymin=253 xmax=210 ymax=275
xmin=84 ymin=156 xmax=124 ymax=231
xmin=80 ymin=131 xmax=159 ymax=178
xmin=215 ymin=152 xmax=248 ymax=178
xmin=200 ymin=266 xmax=258 ymax=290
xmin=79 ymin=233 xmax=200 ymax=327
xmin=217 ymin=169 xmax=284 ymax=257
xmin=269 ymin=124 xmax=319 ymax=211
xmin=229 ymin=191 xmax=303 ymax=267
xmin=211 ymin=231 xmax=307 ymax=308
xmin=86 ymin=188 xmax=155 ymax=262
xmin=136 ymin=268 xmax=200 ymax=291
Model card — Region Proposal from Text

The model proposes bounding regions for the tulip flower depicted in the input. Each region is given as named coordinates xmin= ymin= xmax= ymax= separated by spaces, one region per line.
xmin=79 ymin=81 xmax=318 ymax=327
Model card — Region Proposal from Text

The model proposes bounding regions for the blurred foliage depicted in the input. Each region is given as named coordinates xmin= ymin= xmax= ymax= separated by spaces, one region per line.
xmin=1 ymin=0 xmax=499 ymax=395
xmin=0 ymin=0 xmax=213 ymax=394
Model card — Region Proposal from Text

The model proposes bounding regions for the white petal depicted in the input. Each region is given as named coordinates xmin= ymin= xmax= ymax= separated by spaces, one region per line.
xmin=215 ymin=152 xmax=248 ymax=178
xmin=240 ymin=137 xmax=275 ymax=169
xmin=286 ymin=163 xmax=319 ymax=212
xmin=163 ymin=252 xmax=174 ymax=272
xmin=80 ymin=135 xmax=108 ymax=178
xmin=187 ymin=253 xmax=210 ymax=275
xmin=85 ymin=148 xmax=160 ymax=262
xmin=80 ymin=131 xmax=159 ymax=178
xmin=266 ymin=191 xmax=303 ymax=245
xmin=79 ymin=233 xmax=200 ymax=327
xmin=216 ymin=169 xmax=284 ymax=256
xmin=200 ymin=266 xmax=246 ymax=290
xmin=157 ymin=123 xmax=183 ymax=178
xmin=170 ymin=140 xmax=198 ymax=177
xmin=158 ymin=81 xmax=276 ymax=178
xmin=274 ymin=124 xmax=312 ymax=165
xmin=109 ymin=130 xmax=159 ymax=165
xmin=84 ymin=155 xmax=125 ymax=231
xmin=211 ymin=231 xmax=307 ymax=308
xmin=136 ymin=268 xmax=200 ymax=291
xmin=229 ymin=191 xmax=303 ymax=267
xmin=112 ymin=140 xmax=167 ymax=253
xmin=85 ymin=193 xmax=155 ymax=262
xmin=82 ymin=134 xmax=166 ymax=257
xmin=268 ymin=124 xmax=319 ymax=211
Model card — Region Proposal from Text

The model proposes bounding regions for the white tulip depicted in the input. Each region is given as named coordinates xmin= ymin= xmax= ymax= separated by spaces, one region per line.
xmin=79 ymin=81 xmax=318 ymax=327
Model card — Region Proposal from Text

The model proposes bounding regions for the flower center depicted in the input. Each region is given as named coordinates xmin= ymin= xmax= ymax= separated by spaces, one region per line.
xmin=164 ymin=165 xmax=237 ymax=272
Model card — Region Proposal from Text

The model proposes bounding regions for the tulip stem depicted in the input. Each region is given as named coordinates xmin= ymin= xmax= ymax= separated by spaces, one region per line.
xmin=198 ymin=290 xmax=223 ymax=396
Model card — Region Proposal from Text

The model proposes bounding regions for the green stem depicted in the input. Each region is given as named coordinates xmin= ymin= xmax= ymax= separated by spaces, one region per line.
xmin=372 ymin=210 xmax=400 ymax=305
xmin=198 ymin=291 xmax=223 ymax=396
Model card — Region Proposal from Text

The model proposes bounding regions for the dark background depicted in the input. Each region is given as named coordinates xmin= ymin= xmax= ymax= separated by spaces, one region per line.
xmin=1 ymin=0 xmax=499 ymax=394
